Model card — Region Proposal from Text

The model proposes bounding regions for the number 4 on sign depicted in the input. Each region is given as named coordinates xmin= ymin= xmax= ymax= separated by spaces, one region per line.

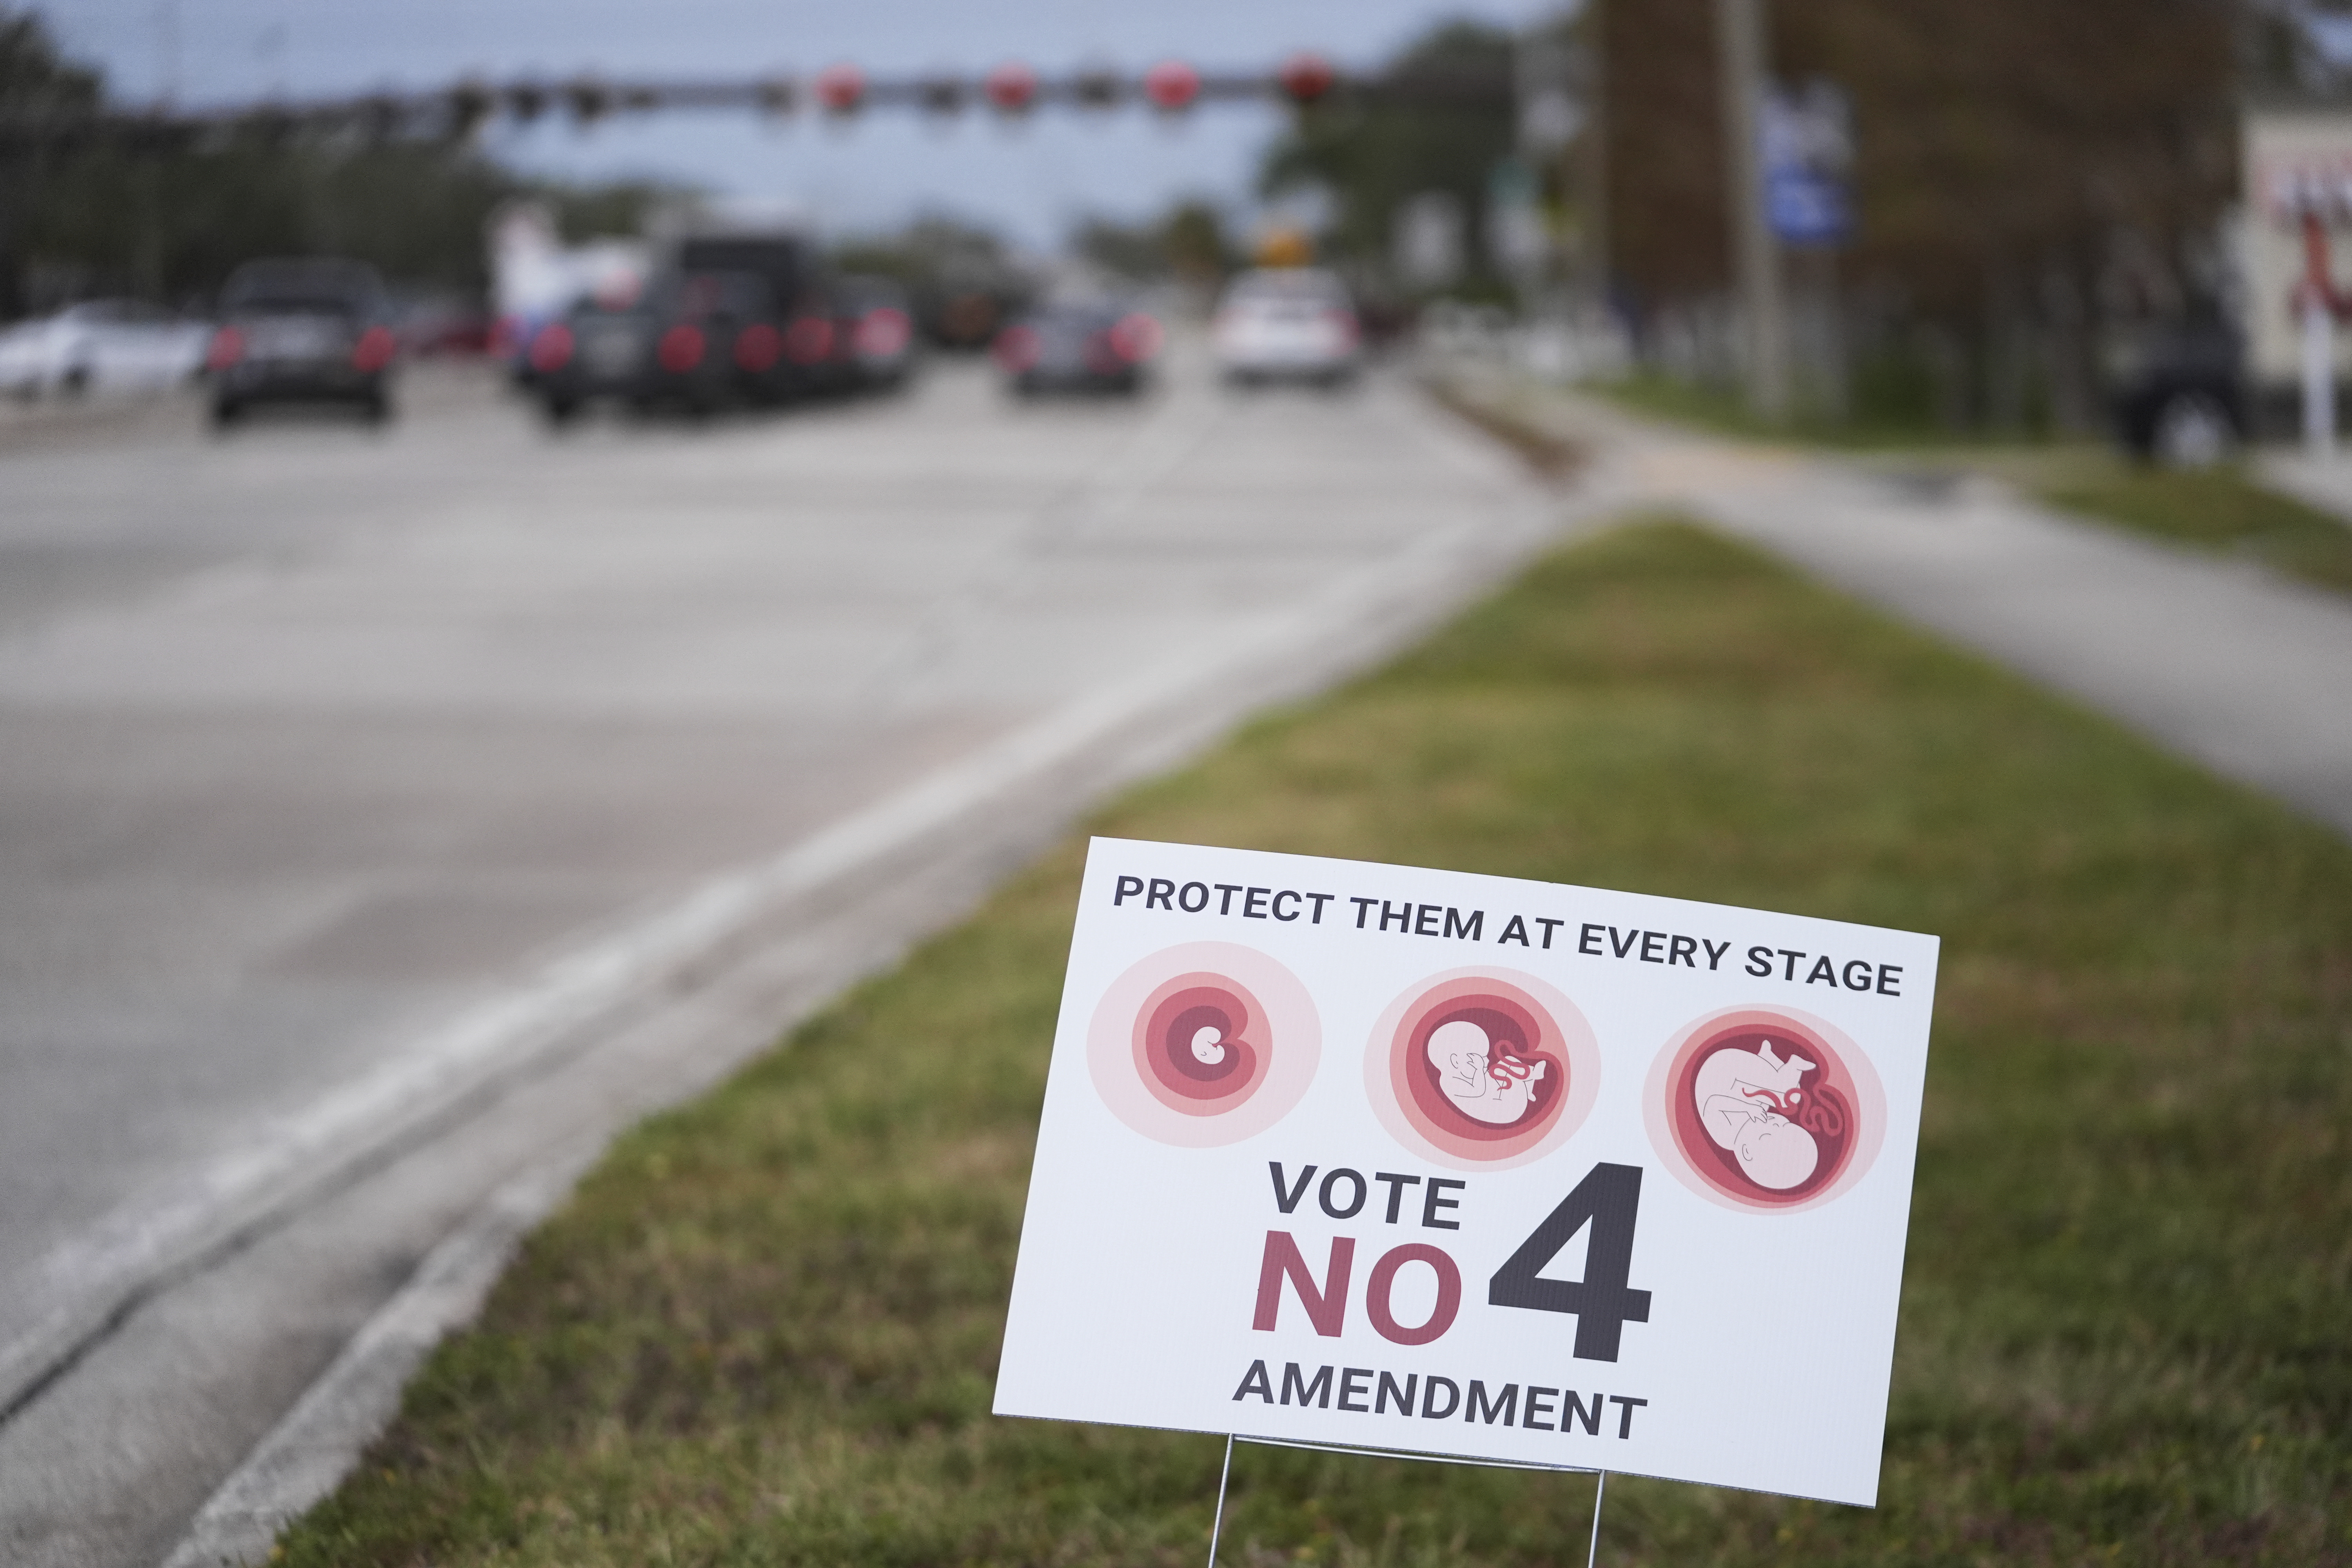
xmin=1487 ymin=1163 xmax=1652 ymax=1361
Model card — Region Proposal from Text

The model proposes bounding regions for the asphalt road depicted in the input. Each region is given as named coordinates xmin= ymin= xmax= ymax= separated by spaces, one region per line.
xmin=0 ymin=353 xmax=1557 ymax=1566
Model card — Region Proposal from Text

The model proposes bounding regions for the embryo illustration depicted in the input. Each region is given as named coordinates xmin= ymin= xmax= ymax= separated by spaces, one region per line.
xmin=1087 ymin=942 xmax=1320 ymax=1148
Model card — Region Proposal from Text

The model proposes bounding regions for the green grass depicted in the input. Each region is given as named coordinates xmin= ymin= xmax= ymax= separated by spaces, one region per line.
xmin=1594 ymin=374 xmax=2352 ymax=596
xmin=2027 ymin=458 xmax=2352 ymax=596
xmin=1591 ymin=370 xmax=2005 ymax=451
xmin=276 ymin=522 xmax=2352 ymax=1567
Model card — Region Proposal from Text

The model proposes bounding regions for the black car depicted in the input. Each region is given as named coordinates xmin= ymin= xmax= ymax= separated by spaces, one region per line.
xmin=993 ymin=302 xmax=1161 ymax=396
xmin=836 ymin=274 xmax=918 ymax=393
xmin=526 ymin=283 xmax=650 ymax=421
xmin=532 ymin=270 xmax=771 ymax=421
xmin=2107 ymin=311 xmax=2245 ymax=466
xmin=208 ymin=258 xmax=398 ymax=426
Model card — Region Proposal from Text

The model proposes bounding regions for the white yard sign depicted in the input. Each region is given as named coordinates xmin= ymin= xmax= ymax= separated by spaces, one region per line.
xmin=996 ymin=840 xmax=1939 ymax=1507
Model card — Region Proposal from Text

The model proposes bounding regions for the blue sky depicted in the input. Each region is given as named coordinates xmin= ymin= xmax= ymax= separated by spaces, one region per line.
xmin=36 ymin=0 xmax=1563 ymax=245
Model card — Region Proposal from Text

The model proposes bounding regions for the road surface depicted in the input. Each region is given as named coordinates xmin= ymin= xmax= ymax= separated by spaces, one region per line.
xmin=0 ymin=354 xmax=1557 ymax=1566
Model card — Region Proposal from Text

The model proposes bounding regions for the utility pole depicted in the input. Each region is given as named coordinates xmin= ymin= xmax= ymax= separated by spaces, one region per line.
xmin=1716 ymin=0 xmax=1789 ymax=420
xmin=1579 ymin=5 xmax=1608 ymax=318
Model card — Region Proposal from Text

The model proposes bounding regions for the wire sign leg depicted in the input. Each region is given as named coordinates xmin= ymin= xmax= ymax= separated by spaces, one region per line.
xmin=1207 ymin=1434 xmax=1236 ymax=1568
xmin=1585 ymin=1470 xmax=1608 ymax=1568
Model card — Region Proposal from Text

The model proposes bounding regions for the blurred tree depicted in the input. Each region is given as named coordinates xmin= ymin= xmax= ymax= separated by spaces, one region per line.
xmin=544 ymin=180 xmax=677 ymax=248
xmin=1594 ymin=0 xmax=1728 ymax=311
xmin=1258 ymin=21 xmax=1517 ymax=290
xmin=1073 ymin=199 xmax=1236 ymax=284
xmin=0 ymin=5 xmax=679 ymax=314
xmin=833 ymin=216 xmax=1034 ymax=348
xmin=1601 ymin=0 xmax=2240 ymax=429
xmin=1162 ymin=200 xmax=1235 ymax=284
xmin=0 ymin=7 xmax=103 ymax=314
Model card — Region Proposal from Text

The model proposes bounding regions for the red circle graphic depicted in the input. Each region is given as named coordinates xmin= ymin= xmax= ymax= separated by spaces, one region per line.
xmin=1133 ymin=974 xmax=1268 ymax=1115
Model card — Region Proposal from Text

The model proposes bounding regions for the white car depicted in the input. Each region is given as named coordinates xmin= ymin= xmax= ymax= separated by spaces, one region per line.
xmin=1212 ymin=268 xmax=1362 ymax=385
xmin=0 ymin=299 xmax=211 ymax=400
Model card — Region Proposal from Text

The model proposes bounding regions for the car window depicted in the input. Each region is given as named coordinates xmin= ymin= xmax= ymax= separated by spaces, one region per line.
xmin=223 ymin=262 xmax=386 ymax=315
xmin=650 ymin=270 xmax=771 ymax=319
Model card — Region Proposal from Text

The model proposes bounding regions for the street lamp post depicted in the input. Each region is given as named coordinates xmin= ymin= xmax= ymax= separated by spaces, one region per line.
xmin=1716 ymin=0 xmax=1789 ymax=421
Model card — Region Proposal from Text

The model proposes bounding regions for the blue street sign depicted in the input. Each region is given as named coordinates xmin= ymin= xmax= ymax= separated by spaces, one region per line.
xmin=1767 ymin=169 xmax=1852 ymax=247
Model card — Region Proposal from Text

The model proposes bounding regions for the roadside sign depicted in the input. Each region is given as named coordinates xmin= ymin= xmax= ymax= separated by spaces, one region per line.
xmin=1761 ymin=81 xmax=1854 ymax=248
xmin=2242 ymin=108 xmax=2352 ymax=388
xmin=996 ymin=839 xmax=1938 ymax=1508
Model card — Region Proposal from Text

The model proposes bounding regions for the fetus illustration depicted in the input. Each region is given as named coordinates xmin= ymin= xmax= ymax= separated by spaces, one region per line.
xmin=1673 ymin=1027 xmax=1855 ymax=1201
xmin=1406 ymin=998 xmax=1562 ymax=1143
xmin=1426 ymin=1017 xmax=1551 ymax=1125
xmin=1377 ymin=972 xmax=1593 ymax=1167
xmin=1693 ymin=1039 xmax=1818 ymax=1190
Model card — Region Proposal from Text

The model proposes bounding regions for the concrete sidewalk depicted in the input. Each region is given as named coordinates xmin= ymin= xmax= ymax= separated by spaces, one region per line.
xmin=2259 ymin=447 xmax=2352 ymax=528
xmin=1513 ymin=388 xmax=2352 ymax=842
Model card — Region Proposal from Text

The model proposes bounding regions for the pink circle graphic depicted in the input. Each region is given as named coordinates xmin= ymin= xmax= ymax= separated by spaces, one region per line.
xmin=1087 ymin=943 xmax=1319 ymax=1147
xmin=1644 ymin=1006 xmax=1887 ymax=1214
xmin=1365 ymin=969 xmax=1600 ymax=1169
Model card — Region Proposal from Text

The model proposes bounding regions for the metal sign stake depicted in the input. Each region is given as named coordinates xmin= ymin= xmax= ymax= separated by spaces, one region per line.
xmin=1206 ymin=1433 xmax=1235 ymax=1568
xmin=1586 ymin=1470 xmax=1608 ymax=1568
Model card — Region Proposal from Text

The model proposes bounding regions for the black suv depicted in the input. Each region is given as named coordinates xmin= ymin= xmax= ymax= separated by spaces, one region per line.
xmin=2107 ymin=310 xmax=2245 ymax=466
xmin=209 ymin=258 xmax=398 ymax=426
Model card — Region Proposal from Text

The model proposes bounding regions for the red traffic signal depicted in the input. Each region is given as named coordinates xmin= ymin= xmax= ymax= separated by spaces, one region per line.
xmin=1277 ymin=52 xmax=1336 ymax=105
xmin=985 ymin=61 xmax=1038 ymax=113
xmin=814 ymin=63 xmax=865 ymax=114
xmin=1142 ymin=60 xmax=1201 ymax=113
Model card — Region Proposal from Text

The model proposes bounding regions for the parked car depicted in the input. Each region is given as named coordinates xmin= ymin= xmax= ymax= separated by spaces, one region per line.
xmin=208 ymin=259 xmax=399 ymax=426
xmin=0 ymin=299 xmax=209 ymax=400
xmin=2106 ymin=312 xmax=2245 ymax=467
xmin=1212 ymin=267 xmax=1362 ymax=386
xmin=837 ymin=274 xmax=918 ymax=393
xmin=993 ymin=301 xmax=1162 ymax=396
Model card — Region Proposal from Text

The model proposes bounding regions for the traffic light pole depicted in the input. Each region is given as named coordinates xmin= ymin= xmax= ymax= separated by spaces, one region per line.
xmin=1716 ymin=0 xmax=1789 ymax=421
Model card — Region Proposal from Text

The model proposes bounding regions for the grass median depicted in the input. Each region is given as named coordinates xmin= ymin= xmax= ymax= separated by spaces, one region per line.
xmin=1589 ymin=374 xmax=2352 ymax=597
xmin=2027 ymin=457 xmax=2352 ymax=595
xmin=277 ymin=521 xmax=2350 ymax=1567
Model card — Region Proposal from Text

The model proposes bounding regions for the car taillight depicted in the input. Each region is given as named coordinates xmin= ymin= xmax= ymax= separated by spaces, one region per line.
xmin=351 ymin=325 xmax=397 ymax=373
xmin=855 ymin=306 xmax=911 ymax=358
xmin=528 ymin=323 xmax=574 ymax=374
xmin=657 ymin=324 xmax=706 ymax=373
xmin=206 ymin=326 xmax=244 ymax=370
xmin=735 ymin=322 xmax=781 ymax=372
xmin=1108 ymin=312 xmax=1164 ymax=363
xmin=1325 ymin=308 xmax=1361 ymax=348
xmin=993 ymin=325 xmax=1040 ymax=373
xmin=784 ymin=316 xmax=835 ymax=365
